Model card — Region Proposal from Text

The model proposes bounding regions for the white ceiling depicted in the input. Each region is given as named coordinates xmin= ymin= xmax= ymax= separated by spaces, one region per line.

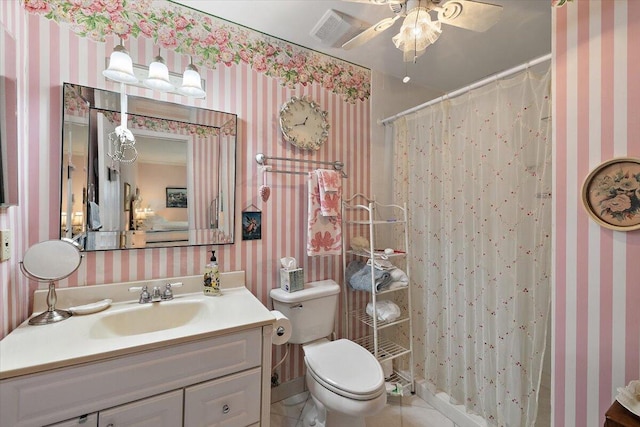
xmin=173 ymin=0 xmax=551 ymax=95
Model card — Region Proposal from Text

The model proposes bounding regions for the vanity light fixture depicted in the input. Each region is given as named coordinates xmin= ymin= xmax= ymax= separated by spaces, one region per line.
xmin=103 ymin=41 xmax=206 ymax=98
xmin=177 ymin=57 xmax=206 ymax=99
xmin=143 ymin=49 xmax=174 ymax=92
xmin=102 ymin=38 xmax=138 ymax=84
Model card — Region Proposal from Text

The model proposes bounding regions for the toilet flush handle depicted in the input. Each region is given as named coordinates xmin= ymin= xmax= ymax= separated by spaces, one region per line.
xmin=291 ymin=304 xmax=303 ymax=309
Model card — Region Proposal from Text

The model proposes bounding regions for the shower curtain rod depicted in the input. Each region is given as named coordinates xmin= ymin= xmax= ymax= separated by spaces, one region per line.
xmin=379 ymin=53 xmax=552 ymax=126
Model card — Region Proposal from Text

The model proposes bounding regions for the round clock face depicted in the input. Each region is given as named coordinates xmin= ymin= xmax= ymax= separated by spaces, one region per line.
xmin=279 ymin=96 xmax=330 ymax=150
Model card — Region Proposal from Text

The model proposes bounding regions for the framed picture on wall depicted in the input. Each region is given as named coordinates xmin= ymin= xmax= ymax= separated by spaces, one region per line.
xmin=242 ymin=206 xmax=262 ymax=241
xmin=581 ymin=157 xmax=640 ymax=231
xmin=166 ymin=187 xmax=187 ymax=208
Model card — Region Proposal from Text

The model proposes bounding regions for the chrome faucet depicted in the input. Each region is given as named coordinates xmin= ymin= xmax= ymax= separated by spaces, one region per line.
xmin=151 ymin=286 xmax=163 ymax=302
xmin=129 ymin=282 xmax=183 ymax=304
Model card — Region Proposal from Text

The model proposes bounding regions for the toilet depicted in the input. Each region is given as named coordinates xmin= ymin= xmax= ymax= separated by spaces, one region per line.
xmin=270 ymin=279 xmax=386 ymax=427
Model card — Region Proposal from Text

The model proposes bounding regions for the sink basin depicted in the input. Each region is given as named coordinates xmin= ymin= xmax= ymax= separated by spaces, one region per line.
xmin=90 ymin=300 xmax=208 ymax=338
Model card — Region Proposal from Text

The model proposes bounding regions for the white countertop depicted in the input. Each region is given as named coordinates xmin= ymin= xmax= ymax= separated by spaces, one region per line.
xmin=0 ymin=272 xmax=275 ymax=379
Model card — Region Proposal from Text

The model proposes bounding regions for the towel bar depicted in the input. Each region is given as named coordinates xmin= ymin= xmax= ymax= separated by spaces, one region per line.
xmin=255 ymin=153 xmax=347 ymax=178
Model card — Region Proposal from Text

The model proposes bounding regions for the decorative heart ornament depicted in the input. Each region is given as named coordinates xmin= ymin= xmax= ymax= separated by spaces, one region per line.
xmin=260 ymin=165 xmax=271 ymax=202
xmin=259 ymin=185 xmax=271 ymax=202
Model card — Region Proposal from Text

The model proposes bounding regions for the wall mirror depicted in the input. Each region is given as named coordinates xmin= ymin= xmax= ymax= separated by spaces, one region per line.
xmin=60 ymin=83 xmax=236 ymax=250
xmin=0 ymin=23 xmax=19 ymax=207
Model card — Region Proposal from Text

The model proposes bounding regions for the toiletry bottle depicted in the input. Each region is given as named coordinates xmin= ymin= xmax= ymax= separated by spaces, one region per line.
xmin=203 ymin=250 xmax=221 ymax=296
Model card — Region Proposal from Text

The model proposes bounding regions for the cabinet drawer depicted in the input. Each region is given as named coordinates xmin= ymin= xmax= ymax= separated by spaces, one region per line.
xmin=184 ymin=367 xmax=261 ymax=427
xmin=45 ymin=413 xmax=98 ymax=427
xmin=99 ymin=389 xmax=182 ymax=427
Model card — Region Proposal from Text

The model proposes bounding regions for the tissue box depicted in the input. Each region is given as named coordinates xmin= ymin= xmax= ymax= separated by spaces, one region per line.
xmin=280 ymin=268 xmax=304 ymax=292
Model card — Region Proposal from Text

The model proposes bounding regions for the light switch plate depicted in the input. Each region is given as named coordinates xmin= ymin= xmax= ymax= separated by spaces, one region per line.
xmin=0 ymin=230 xmax=11 ymax=261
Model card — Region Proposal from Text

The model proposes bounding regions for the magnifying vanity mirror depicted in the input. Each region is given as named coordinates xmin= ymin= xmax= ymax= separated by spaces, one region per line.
xmin=21 ymin=239 xmax=83 ymax=325
xmin=60 ymin=83 xmax=237 ymax=250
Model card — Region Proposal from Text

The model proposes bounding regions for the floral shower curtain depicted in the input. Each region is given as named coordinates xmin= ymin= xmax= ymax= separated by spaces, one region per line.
xmin=393 ymin=69 xmax=552 ymax=426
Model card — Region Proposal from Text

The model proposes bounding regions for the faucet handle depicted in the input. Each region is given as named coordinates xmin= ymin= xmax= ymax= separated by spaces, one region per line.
xmin=129 ymin=285 xmax=151 ymax=303
xmin=162 ymin=282 xmax=183 ymax=300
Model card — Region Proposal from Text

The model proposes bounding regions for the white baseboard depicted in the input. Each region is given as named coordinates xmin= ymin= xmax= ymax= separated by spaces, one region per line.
xmin=270 ymin=376 xmax=306 ymax=404
xmin=415 ymin=378 xmax=488 ymax=427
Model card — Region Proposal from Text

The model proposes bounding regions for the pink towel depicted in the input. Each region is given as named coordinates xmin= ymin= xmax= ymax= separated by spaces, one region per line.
xmin=307 ymin=171 xmax=342 ymax=256
xmin=315 ymin=169 xmax=341 ymax=217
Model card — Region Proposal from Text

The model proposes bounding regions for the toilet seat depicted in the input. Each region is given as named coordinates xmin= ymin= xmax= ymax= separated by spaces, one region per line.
xmin=304 ymin=339 xmax=385 ymax=401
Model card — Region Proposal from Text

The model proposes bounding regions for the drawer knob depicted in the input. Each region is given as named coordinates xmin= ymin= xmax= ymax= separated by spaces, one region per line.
xmin=222 ymin=404 xmax=230 ymax=414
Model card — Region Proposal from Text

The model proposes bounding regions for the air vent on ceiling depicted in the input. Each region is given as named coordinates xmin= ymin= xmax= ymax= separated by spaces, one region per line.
xmin=310 ymin=9 xmax=368 ymax=48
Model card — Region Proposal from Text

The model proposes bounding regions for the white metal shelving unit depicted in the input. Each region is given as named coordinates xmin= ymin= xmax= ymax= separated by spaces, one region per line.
xmin=342 ymin=194 xmax=414 ymax=394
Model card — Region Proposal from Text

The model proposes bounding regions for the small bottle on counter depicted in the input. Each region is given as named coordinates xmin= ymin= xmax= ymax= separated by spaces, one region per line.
xmin=203 ymin=250 xmax=221 ymax=296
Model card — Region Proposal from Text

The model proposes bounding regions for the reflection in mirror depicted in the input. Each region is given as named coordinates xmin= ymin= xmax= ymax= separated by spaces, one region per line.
xmin=0 ymin=23 xmax=19 ymax=207
xmin=61 ymin=83 xmax=236 ymax=250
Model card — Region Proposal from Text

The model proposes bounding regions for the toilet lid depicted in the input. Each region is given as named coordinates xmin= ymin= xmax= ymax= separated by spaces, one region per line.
xmin=304 ymin=339 xmax=384 ymax=400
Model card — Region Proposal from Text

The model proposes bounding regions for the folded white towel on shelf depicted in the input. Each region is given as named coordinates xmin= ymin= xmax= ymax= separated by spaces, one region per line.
xmin=388 ymin=281 xmax=409 ymax=290
xmin=367 ymin=258 xmax=394 ymax=270
xmin=389 ymin=267 xmax=409 ymax=283
xmin=366 ymin=300 xmax=401 ymax=322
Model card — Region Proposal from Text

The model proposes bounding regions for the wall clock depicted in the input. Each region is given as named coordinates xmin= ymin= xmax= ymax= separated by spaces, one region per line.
xmin=279 ymin=96 xmax=330 ymax=150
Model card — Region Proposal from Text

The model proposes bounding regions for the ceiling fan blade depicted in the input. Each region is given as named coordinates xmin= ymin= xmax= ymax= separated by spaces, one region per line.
xmin=341 ymin=0 xmax=405 ymax=4
xmin=342 ymin=15 xmax=401 ymax=50
xmin=437 ymin=0 xmax=502 ymax=32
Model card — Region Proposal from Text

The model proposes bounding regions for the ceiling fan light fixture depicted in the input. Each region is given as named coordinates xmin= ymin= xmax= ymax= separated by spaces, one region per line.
xmin=392 ymin=7 xmax=442 ymax=61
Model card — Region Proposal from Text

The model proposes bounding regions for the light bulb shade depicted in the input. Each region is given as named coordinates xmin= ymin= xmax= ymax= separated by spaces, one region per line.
xmin=178 ymin=64 xmax=206 ymax=98
xmin=143 ymin=56 xmax=174 ymax=92
xmin=102 ymin=45 xmax=138 ymax=84
xmin=392 ymin=7 xmax=442 ymax=62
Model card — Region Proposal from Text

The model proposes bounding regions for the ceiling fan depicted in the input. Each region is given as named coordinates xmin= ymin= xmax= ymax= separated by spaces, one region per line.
xmin=341 ymin=0 xmax=503 ymax=61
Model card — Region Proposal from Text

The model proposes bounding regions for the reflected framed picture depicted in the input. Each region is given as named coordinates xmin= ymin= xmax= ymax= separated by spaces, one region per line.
xmin=166 ymin=187 xmax=187 ymax=208
xmin=581 ymin=157 xmax=640 ymax=231
xmin=242 ymin=210 xmax=262 ymax=241
xmin=123 ymin=182 xmax=131 ymax=211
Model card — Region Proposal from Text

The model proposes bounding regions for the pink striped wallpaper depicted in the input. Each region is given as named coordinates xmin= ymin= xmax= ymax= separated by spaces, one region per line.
xmin=553 ymin=1 xmax=640 ymax=426
xmin=0 ymin=3 xmax=370 ymax=383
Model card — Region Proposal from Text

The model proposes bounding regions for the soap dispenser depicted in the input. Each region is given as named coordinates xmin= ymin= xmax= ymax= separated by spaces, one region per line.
xmin=203 ymin=250 xmax=221 ymax=296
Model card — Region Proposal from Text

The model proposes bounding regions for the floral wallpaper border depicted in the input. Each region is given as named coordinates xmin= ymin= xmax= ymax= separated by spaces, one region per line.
xmin=101 ymin=110 xmax=228 ymax=138
xmin=23 ymin=0 xmax=371 ymax=103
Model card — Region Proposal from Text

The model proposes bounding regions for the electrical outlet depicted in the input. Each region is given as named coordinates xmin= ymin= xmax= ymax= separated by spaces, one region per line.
xmin=0 ymin=230 xmax=11 ymax=261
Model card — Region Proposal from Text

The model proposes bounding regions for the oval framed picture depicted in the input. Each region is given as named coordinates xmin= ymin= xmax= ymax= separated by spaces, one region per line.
xmin=581 ymin=157 xmax=640 ymax=231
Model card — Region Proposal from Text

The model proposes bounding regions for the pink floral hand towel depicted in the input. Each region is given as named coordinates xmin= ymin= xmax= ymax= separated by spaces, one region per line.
xmin=307 ymin=171 xmax=342 ymax=256
xmin=315 ymin=169 xmax=341 ymax=217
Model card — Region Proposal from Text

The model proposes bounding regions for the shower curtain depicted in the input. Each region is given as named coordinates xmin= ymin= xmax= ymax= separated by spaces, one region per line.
xmin=392 ymin=69 xmax=552 ymax=426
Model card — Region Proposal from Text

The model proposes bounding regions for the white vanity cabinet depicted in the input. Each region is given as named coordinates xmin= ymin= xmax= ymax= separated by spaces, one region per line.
xmin=1 ymin=327 xmax=271 ymax=427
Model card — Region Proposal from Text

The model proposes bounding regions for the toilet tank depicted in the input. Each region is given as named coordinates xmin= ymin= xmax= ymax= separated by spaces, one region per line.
xmin=270 ymin=279 xmax=340 ymax=344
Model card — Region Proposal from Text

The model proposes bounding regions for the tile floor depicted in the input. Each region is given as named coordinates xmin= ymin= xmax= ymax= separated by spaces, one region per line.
xmin=270 ymin=391 xmax=456 ymax=427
